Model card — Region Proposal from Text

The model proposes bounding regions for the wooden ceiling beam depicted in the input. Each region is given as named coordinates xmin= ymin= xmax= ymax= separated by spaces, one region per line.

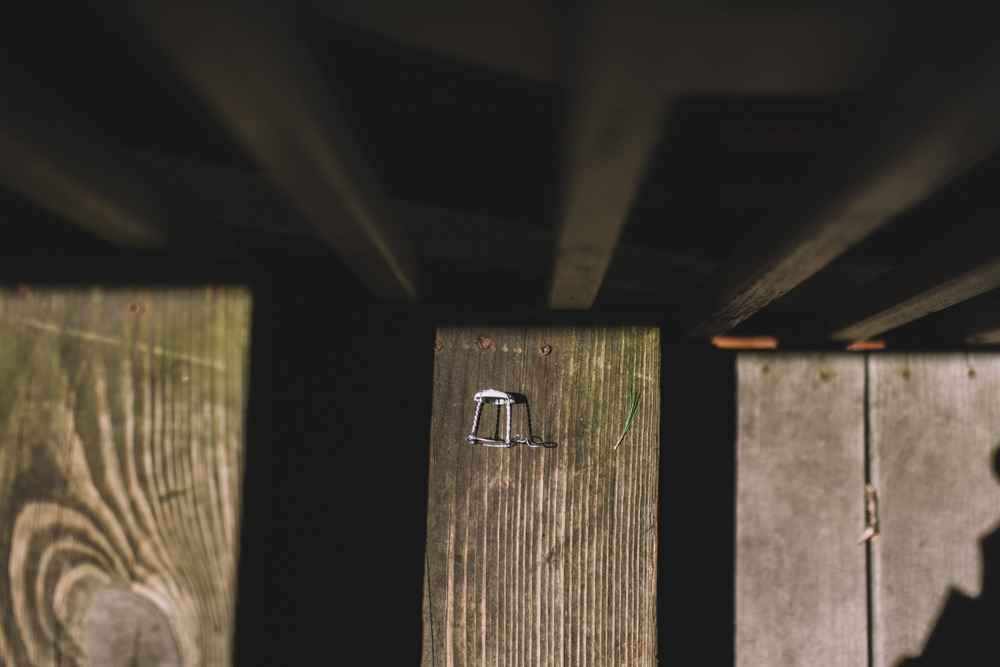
xmin=684 ymin=1 xmax=1000 ymax=339
xmin=0 ymin=72 xmax=235 ymax=254
xmin=547 ymin=0 xmax=670 ymax=309
xmin=828 ymin=221 xmax=1000 ymax=343
xmin=124 ymin=0 xmax=421 ymax=302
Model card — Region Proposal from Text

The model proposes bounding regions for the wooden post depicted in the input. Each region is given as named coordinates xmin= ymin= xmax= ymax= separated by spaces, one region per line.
xmin=0 ymin=286 xmax=250 ymax=666
xmin=423 ymin=324 xmax=659 ymax=665
xmin=735 ymin=353 xmax=868 ymax=666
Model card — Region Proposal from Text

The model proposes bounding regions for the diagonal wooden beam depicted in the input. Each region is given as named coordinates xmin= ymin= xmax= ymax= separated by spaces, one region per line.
xmin=0 ymin=71 xmax=235 ymax=254
xmin=123 ymin=0 xmax=421 ymax=302
xmin=684 ymin=1 xmax=1000 ymax=338
xmin=547 ymin=0 xmax=670 ymax=309
xmin=828 ymin=221 xmax=1000 ymax=342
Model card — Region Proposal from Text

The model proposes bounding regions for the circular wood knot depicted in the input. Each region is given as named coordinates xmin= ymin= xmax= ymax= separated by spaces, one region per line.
xmin=83 ymin=588 xmax=181 ymax=667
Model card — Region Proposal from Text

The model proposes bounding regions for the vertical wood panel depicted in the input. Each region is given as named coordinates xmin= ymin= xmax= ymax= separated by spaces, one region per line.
xmin=0 ymin=287 xmax=250 ymax=666
xmin=736 ymin=353 xmax=867 ymax=666
xmin=423 ymin=324 xmax=659 ymax=666
xmin=869 ymin=353 xmax=1000 ymax=665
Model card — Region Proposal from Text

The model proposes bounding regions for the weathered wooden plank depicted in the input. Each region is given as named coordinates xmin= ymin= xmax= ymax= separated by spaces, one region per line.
xmin=0 ymin=286 xmax=250 ymax=666
xmin=828 ymin=222 xmax=1000 ymax=342
xmin=686 ymin=1 xmax=1000 ymax=338
xmin=0 ymin=71 xmax=235 ymax=254
xmin=736 ymin=353 xmax=867 ymax=666
xmin=868 ymin=353 xmax=1000 ymax=665
xmin=423 ymin=324 xmax=659 ymax=665
xmin=548 ymin=0 xmax=670 ymax=309
xmin=124 ymin=0 xmax=421 ymax=302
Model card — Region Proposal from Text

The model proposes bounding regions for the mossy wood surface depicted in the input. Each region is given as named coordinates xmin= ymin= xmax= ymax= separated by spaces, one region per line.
xmin=423 ymin=324 xmax=660 ymax=666
xmin=0 ymin=287 xmax=250 ymax=666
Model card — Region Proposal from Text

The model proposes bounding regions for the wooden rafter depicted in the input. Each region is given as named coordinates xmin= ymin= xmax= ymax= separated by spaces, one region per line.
xmin=548 ymin=0 xmax=669 ymax=309
xmin=684 ymin=1 xmax=1000 ymax=339
xmin=124 ymin=0 xmax=421 ymax=302
xmin=0 ymin=71 xmax=235 ymax=254
xmin=828 ymin=221 xmax=1000 ymax=342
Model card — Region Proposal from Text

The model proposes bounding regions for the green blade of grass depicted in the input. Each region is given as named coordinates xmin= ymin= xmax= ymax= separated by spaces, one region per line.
xmin=614 ymin=390 xmax=643 ymax=450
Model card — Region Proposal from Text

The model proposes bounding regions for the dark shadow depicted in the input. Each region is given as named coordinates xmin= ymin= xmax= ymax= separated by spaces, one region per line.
xmin=896 ymin=446 xmax=1000 ymax=666
xmin=657 ymin=342 xmax=736 ymax=666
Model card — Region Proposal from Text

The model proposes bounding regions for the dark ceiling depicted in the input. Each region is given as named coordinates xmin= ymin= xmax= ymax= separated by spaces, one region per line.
xmin=3 ymin=0 xmax=1000 ymax=347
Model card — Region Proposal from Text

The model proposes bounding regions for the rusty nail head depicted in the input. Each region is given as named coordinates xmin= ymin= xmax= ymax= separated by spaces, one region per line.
xmin=539 ymin=343 xmax=552 ymax=356
xmin=480 ymin=336 xmax=491 ymax=349
xmin=128 ymin=303 xmax=145 ymax=316
xmin=434 ymin=339 xmax=443 ymax=353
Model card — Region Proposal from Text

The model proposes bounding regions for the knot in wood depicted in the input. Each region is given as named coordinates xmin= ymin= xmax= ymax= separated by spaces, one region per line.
xmin=83 ymin=587 xmax=181 ymax=667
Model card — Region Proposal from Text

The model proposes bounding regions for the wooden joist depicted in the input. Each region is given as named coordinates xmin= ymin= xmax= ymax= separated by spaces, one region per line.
xmin=0 ymin=72 xmax=235 ymax=254
xmin=548 ymin=0 xmax=669 ymax=309
xmin=828 ymin=221 xmax=1000 ymax=342
xmin=124 ymin=149 xmax=718 ymax=298
xmin=684 ymin=2 xmax=1000 ymax=339
xmin=124 ymin=0 xmax=421 ymax=302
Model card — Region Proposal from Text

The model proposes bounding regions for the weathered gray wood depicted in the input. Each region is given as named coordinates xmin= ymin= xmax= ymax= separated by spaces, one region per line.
xmin=0 ymin=287 xmax=250 ymax=666
xmin=423 ymin=325 xmax=659 ymax=665
xmin=548 ymin=0 xmax=669 ymax=309
xmin=0 ymin=71 xmax=235 ymax=254
xmin=686 ymin=1 xmax=1000 ymax=338
xmin=124 ymin=0 xmax=421 ymax=302
xmin=829 ymin=222 xmax=1000 ymax=342
xmin=736 ymin=353 xmax=867 ymax=666
xmin=868 ymin=353 xmax=1000 ymax=665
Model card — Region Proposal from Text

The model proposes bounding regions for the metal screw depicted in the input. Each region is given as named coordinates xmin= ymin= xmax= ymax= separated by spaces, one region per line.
xmin=434 ymin=339 xmax=443 ymax=353
xmin=128 ymin=303 xmax=145 ymax=316
xmin=539 ymin=343 xmax=552 ymax=356
xmin=480 ymin=336 xmax=492 ymax=349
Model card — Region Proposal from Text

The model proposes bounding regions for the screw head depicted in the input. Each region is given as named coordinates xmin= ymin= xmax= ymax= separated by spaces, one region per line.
xmin=539 ymin=343 xmax=552 ymax=356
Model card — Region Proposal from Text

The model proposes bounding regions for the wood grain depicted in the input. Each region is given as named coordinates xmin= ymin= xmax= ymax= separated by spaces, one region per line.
xmin=735 ymin=353 xmax=867 ymax=666
xmin=0 ymin=287 xmax=250 ymax=666
xmin=423 ymin=324 xmax=659 ymax=665
xmin=868 ymin=353 xmax=1000 ymax=666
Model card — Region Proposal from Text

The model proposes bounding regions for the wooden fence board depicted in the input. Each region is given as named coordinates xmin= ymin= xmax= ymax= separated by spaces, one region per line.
xmin=736 ymin=353 xmax=867 ymax=666
xmin=868 ymin=353 xmax=1000 ymax=665
xmin=0 ymin=287 xmax=250 ymax=666
xmin=423 ymin=324 xmax=659 ymax=666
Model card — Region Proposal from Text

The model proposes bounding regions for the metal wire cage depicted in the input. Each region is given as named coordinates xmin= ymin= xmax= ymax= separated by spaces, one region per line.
xmin=465 ymin=389 xmax=557 ymax=448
